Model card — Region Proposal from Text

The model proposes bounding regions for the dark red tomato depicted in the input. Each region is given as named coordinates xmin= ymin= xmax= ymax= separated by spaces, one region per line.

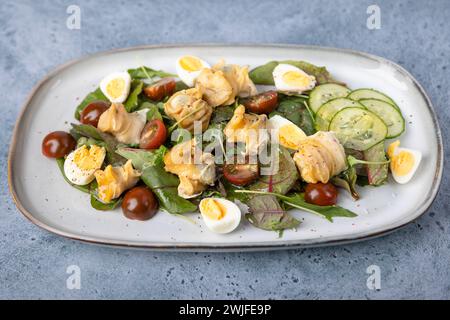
xmin=223 ymin=157 xmax=259 ymax=186
xmin=304 ymin=182 xmax=338 ymax=206
xmin=139 ymin=119 xmax=167 ymax=149
xmin=122 ymin=186 xmax=159 ymax=221
xmin=80 ymin=101 xmax=110 ymax=127
xmin=42 ymin=131 xmax=76 ymax=158
xmin=241 ymin=91 xmax=278 ymax=114
xmin=143 ymin=78 xmax=176 ymax=101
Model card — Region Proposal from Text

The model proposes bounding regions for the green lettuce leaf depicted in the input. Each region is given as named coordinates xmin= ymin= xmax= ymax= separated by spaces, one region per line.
xmin=270 ymin=95 xmax=315 ymax=135
xmin=124 ymin=80 xmax=144 ymax=112
xmin=249 ymin=60 xmax=339 ymax=85
xmin=116 ymin=147 xmax=197 ymax=214
xmin=127 ymin=66 xmax=175 ymax=80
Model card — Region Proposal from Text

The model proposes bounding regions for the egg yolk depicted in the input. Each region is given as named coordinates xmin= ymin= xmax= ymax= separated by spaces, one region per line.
xmin=279 ymin=124 xmax=306 ymax=150
xmin=95 ymin=165 xmax=118 ymax=203
xmin=282 ymin=71 xmax=310 ymax=87
xmin=387 ymin=140 xmax=400 ymax=158
xmin=105 ymin=78 xmax=126 ymax=99
xmin=179 ymin=56 xmax=203 ymax=72
xmin=200 ymin=199 xmax=226 ymax=220
xmin=391 ymin=151 xmax=415 ymax=176
xmin=73 ymin=145 xmax=105 ymax=170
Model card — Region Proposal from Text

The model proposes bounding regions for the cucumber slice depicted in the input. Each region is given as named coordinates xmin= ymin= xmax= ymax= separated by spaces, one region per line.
xmin=359 ymin=99 xmax=405 ymax=138
xmin=315 ymin=98 xmax=365 ymax=131
xmin=329 ymin=107 xmax=388 ymax=151
xmin=347 ymin=88 xmax=398 ymax=109
xmin=309 ymin=84 xmax=350 ymax=113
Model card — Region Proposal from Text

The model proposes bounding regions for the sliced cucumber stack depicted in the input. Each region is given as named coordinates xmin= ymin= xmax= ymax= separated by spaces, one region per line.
xmin=347 ymin=88 xmax=398 ymax=109
xmin=309 ymin=84 xmax=350 ymax=113
xmin=329 ymin=107 xmax=388 ymax=151
xmin=315 ymin=98 xmax=365 ymax=131
xmin=359 ymin=99 xmax=405 ymax=138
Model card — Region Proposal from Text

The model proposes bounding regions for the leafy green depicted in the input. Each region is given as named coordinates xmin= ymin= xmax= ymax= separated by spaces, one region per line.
xmin=244 ymin=146 xmax=301 ymax=232
xmin=238 ymin=190 xmax=357 ymax=222
xmin=127 ymin=66 xmax=175 ymax=80
xmin=364 ymin=142 xmax=389 ymax=186
xmin=124 ymin=80 xmax=144 ymax=112
xmin=74 ymin=87 xmax=108 ymax=120
xmin=90 ymin=195 xmax=122 ymax=211
xmin=57 ymin=158 xmax=121 ymax=211
xmin=250 ymin=146 xmax=299 ymax=194
xmin=117 ymin=147 xmax=197 ymax=214
xmin=56 ymin=158 xmax=92 ymax=194
xmin=70 ymin=124 xmax=126 ymax=165
xmin=139 ymin=102 xmax=163 ymax=121
xmin=210 ymin=105 xmax=236 ymax=124
xmin=175 ymin=81 xmax=189 ymax=92
xmin=249 ymin=60 xmax=339 ymax=85
xmin=270 ymin=95 xmax=315 ymax=135
xmin=331 ymin=166 xmax=360 ymax=200
xmin=246 ymin=195 xmax=300 ymax=232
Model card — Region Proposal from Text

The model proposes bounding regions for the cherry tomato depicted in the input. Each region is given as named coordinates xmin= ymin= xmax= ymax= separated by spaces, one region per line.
xmin=80 ymin=101 xmax=110 ymax=127
xmin=304 ymin=182 xmax=338 ymax=206
xmin=143 ymin=78 xmax=176 ymax=101
xmin=122 ymin=186 xmax=159 ymax=221
xmin=223 ymin=157 xmax=259 ymax=186
xmin=139 ymin=119 xmax=167 ymax=149
xmin=42 ymin=131 xmax=76 ymax=158
xmin=241 ymin=91 xmax=278 ymax=114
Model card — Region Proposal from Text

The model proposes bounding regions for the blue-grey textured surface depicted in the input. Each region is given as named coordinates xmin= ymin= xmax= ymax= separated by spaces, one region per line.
xmin=0 ymin=0 xmax=449 ymax=299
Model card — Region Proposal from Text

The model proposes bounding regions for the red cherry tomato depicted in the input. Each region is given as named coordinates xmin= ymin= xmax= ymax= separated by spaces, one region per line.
xmin=80 ymin=101 xmax=110 ymax=127
xmin=223 ymin=157 xmax=259 ymax=186
xmin=42 ymin=131 xmax=76 ymax=158
xmin=241 ymin=91 xmax=278 ymax=114
xmin=143 ymin=78 xmax=176 ymax=101
xmin=139 ymin=119 xmax=167 ymax=149
xmin=122 ymin=186 xmax=159 ymax=221
xmin=304 ymin=182 xmax=338 ymax=206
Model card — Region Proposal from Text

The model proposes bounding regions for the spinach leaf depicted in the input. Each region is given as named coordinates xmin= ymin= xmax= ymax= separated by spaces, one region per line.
xmin=279 ymin=193 xmax=357 ymax=222
xmin=70 ymin=124 xmax=126 ymax=165
xmin=56 ymin=158 xmax=92 ymax=194
xmin=74 ymin=87 xmax=108 ymax=120
xmin=175 ymin=81 xmax=189 ymax=92
xmin=90 ymin=195 xmax=122 ymax=211
xmin=210 ymin=105 xmax=236 ymax=124
xmin=249 ymin=60 xmax=338 ymax=85
xmin=89 ymin=181 xmax=123 ymax=211
xmin=250 ymin=145 xmax=299 ymax=195
xmin=331 ymin=166 xmax=360 ymax=200
xmin=124 ymin=80 xmax=144 ymax=112
xmin=140 ymin=102 xmax=163 ymax=121
xmin=238 ymin=190 xmax=357 ymax=222
xmin=127 ymin=66 xmax=175 ymax=80
xmin=270 ymin=95 xmax=315 ymax=135
xmin=117 ymin=147 xmax=197 ymax=214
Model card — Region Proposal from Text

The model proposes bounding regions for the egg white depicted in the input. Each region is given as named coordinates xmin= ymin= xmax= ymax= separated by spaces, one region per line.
xmin=199 ymin=198 xmax=242 ymax=234
xmin=273 ymin=63 xmax=316 ymax=93
xmin=64 ymin=147 xmax=106 ymax=186
xmin=391 ymin=147 xmax=422 ymax=184
xmin=100 ymin=71 xmax=131 ymax=103
xmin=176 ymin=55 xmax=210 ymax=87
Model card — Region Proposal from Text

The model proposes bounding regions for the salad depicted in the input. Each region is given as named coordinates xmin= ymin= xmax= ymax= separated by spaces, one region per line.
xmin=41 ymin=55 xmax=422 ymax=234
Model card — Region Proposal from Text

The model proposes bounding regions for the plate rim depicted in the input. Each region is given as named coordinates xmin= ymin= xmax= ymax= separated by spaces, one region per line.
xmin=7 ymin=43 xmax=444 ymax=251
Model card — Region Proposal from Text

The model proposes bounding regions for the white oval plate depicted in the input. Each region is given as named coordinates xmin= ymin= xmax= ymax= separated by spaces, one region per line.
xmin=8 ymin=44 xmax=443 ymax=251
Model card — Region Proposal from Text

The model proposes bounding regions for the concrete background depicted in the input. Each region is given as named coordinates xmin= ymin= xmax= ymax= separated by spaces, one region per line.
xmin=0 ymin=0 xmax=449 ymax=299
